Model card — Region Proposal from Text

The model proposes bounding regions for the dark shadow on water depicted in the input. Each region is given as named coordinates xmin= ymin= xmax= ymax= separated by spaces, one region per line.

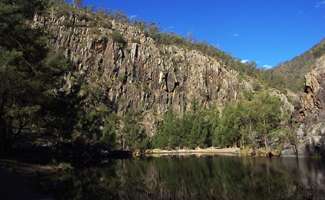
xmin=42 ymin=156 xmax=325 ymax=200
xmin=0 ymin=167 xmax=54 ymax=200
xmin=2 ymin=156 xmax=325 ymax=200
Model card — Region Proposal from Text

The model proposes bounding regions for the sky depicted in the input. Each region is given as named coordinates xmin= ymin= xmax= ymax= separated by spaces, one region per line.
xmin=74 ymin=0 xmax=325 ymax=68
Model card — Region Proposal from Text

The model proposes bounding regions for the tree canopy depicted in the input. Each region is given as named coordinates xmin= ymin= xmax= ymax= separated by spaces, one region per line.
xmin=0 ymin=0 xmax=68 ymax=154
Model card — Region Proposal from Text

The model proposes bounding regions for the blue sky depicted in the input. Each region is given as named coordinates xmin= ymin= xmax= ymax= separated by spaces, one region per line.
xmin=75 ymin=0 xmax=325 ymax=68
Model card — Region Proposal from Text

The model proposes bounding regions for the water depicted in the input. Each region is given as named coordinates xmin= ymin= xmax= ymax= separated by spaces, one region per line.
xmin=53 ymin=156 xmax=325 ymax=200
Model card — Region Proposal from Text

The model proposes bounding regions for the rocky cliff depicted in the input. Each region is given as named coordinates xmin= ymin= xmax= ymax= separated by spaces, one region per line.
xmin=32 ymin=7 xmax=255 ymax=135
xmin=295 ymin=55 xmax=325 ymax=156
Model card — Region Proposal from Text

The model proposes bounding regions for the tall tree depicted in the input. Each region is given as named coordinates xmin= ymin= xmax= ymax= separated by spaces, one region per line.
xmin=0 ymin=0 xmax=68 ymax=155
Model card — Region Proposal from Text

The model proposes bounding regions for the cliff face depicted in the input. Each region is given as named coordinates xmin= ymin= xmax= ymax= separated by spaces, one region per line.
xmin=33 ymin=9 xmax=254 ymax=134
xmin=295 ymin=55 xmax=325 ymax=156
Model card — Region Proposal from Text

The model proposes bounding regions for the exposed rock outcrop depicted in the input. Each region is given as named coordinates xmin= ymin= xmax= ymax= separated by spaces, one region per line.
xmin=295 ymin=56 xmax=325 ymax=156
xmin=33 ymin=9 xmax=254 ymax=135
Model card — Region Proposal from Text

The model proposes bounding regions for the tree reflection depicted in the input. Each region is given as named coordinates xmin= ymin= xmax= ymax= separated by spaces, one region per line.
xmin=51 ymin=157 xmax=325 ymax=200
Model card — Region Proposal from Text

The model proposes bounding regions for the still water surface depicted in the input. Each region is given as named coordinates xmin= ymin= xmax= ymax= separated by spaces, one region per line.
xmin=54 ymin=156 xmax=325 ymax=200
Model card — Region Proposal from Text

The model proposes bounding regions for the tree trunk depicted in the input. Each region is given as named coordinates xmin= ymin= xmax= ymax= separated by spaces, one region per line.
xmin=264 ymin=135 xmax=270 ymax=152
xmin=293 ymin=143 xmax=299 ymax=158
xmin=0 ymin=117 xmax=8 ymax=157
xmin=0 ymin=117 xmax=14 ymax=157
xmin=0 ymin=129 xmax=5 ymax=157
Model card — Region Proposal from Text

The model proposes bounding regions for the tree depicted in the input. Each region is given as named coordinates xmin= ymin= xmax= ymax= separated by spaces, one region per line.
xmin=214 ymin=92 xmax=287 ymax=149
xmin=121 ymin=111 xmax=149 ymax=151
xmin=153 ymin=105 xmax=219 ymax=150
xmin=72 ymin=82 xmax=117 ymax=148
xmin=153 ymin=110 xmax=179 ymax=149
xmin=0 ymin=0 xmax=68 ymax=155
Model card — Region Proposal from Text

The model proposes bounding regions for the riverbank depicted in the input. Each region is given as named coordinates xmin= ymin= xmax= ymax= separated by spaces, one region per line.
xmin=144 ymin=147 xmax=240 ymax=157
xmin=144 ymin=147 xmax=283 ymax=158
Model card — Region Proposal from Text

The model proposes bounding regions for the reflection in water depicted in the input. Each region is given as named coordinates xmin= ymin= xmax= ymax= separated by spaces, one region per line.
xmin=53 ymin=157 xmax=325 ymax=200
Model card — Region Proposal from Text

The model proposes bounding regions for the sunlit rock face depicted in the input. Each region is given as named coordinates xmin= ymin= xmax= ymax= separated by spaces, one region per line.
xmin=296 ymin=56 xmax=325 ymax=156
xmin=32 ymin=10 xmax=253 ymax=135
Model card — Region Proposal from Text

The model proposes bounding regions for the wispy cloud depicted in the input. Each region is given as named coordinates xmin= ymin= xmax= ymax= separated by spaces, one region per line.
xmin=130 ymin=15 xmax=137 ymax=19
xmin=233 ymin=33 xmax=240 ymax=37
xmin=241 ymin=59 xmax=250 ymax=64
xmin=315 ymin=0 xmax=325 ymax=8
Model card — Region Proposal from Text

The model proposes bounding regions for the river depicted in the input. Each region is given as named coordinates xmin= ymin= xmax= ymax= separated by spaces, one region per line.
xmin=46 ymin=156 xmax=325 ymax=200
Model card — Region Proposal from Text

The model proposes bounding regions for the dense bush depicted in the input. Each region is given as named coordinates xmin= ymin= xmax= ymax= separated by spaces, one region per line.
xmin=153 ymin=92 xmax=290 ymax=150
xmin=120 ymin=111 xmax=150 ymax=151
xmin=216 ymin=92 xmax=289 ymax=148
xmin=153 ymin=105 xmax=219 ymax=149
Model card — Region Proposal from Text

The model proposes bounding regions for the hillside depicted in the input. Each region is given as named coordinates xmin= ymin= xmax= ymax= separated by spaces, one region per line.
xmin=269 ymin=39 xmax=325 ymax=92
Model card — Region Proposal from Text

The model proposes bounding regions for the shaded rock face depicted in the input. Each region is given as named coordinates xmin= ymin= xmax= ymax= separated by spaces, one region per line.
xmin=33 ymin=11 xmax=252 ymax=135
xmin=296 ymin=56 xmax=325 ymax=156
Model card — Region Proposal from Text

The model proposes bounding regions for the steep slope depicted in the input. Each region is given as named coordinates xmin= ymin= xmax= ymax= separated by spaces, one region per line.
xmin=270 ymin=39 xmax=325 ymax=92
xmin=293 ymin=55 xmax=325 ymax=156
xmin=265 ymin=39 xmax=325 ymax=156
xmin=32 ymin=5 xmax=257 ymax=134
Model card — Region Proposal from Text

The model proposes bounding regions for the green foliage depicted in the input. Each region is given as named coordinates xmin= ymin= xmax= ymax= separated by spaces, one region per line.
xmin=153 ymin=105 xmax=219 ymax=149
xmin=121 ymin=111 xmax=150 ymax=151
xmin=153 ymin=111 xmax=180 ymax=149
xmin=0 ymin=0 xmax=124 ymax=154
xmin=111 ymin=31 xmax=127 ymax=47
xmin=71 ymin=82 xmax=117 ymax=148
xmin=0 ymin=0 xmax=70 ymax=155
xmin=215 ymin=92 xmax=288 ymax=149
xmin=153 ymin=92 xmax=289 ymax=150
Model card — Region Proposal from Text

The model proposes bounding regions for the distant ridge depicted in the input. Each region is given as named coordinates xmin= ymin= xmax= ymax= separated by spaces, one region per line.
xmin=270 ymin=39 xmax=325 ymax=92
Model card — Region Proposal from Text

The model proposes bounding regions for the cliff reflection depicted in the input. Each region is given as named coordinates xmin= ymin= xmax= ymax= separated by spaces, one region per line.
xmin=52 ymin=157 xmax=325 ymax=200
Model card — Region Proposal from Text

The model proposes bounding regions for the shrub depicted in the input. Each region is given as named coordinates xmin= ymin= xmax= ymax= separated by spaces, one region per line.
xmin=111 ymin=31 xmax=127 ymax=47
